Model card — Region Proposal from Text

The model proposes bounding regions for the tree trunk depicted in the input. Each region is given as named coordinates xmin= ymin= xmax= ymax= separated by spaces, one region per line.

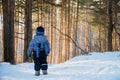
xmin=67 ymin=0 xmax=71 ymax=59
xmin=47 ymin=4 xmax=52 ymax=63
xmin=9 ymin=0 xmax=15 ymax=64
xmin=113 ymin=0 xmax=118 ymax=51
xmin=85 ymin=10 xmax=89 ymax=53
xmin=2 ymin=0 xmax=16 ymax=64
xmin=50 ymin=4 xmax=53 ymax=63
xmin=75 ymin=0 xmax=79 ymax=55
xmin=9 ymin=0 xmax=16 ymax=64
xmin=98 ymin=25 xmax=101 ymax=51
xmin=108 ymin=0 xmax=113 ymax=51
xmin=24 ymin=0 xmax=32 ymax=62
xmin=58 ymin=7 xmax=63 ymax=63
xmin=2 ymin=0 xmax=9 ymax=62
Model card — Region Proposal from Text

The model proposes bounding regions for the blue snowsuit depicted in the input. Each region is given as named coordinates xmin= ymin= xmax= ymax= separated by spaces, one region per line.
xmin=27 ymin=27 xmax=50 ymax=71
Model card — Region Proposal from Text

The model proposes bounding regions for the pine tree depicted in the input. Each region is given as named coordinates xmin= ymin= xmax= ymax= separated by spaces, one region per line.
xmin=2 ymin=0 xmax=16 ymax=64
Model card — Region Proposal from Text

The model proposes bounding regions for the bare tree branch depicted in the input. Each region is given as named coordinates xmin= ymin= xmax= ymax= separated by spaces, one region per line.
xmin=15 ymin=32 xmax=24 ymax=34
xmin=14 ymin=36 xmax=24 ymax=40
xmin=114 ymin=27 xmax=120 ymax=36
xmin=52 ymin=26 xmax=85 ymax=53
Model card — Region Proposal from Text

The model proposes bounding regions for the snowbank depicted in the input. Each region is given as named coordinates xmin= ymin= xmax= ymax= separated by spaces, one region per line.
xmin=0 ymin=51 xmax=120 ymax=80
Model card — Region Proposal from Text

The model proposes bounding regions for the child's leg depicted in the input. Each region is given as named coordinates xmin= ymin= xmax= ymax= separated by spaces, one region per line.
xmin=34 ymin=58 xmax=41 ymax=76
xmin=33 ymin=53 xmax=41 ymax=71
xmin=41 ymin=58 xmax=48 ymax=74
xmin=38 ymin=51 xmax=48 ymax=74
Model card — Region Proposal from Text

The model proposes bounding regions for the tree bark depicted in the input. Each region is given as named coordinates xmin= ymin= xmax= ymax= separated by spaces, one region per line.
xmin=85 ymin=10 xmax=89 ymax=53
xmin=24 ymin=0 xmax=32 ymax=62
xmin=108 ymin=0 xmax=113 ymax=51
xmin=2 ymin=0 xmax=16 ymax=64
xmin=2 ymin=0 xmax=9 ymax=62
xmin=9 ymin=0 xmax=15 ymax=64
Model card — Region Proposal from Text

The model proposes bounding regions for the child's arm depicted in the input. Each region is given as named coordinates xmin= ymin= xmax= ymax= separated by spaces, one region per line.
xmin=27 ymin=40 xmax=34 ymax=57
xmin=45 ymin=39 xmax=50 ymax=56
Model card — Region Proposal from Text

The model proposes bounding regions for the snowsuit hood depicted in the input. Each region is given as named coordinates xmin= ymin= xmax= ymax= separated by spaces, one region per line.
xmin=36 ymin=26 xmax=44 ymax=35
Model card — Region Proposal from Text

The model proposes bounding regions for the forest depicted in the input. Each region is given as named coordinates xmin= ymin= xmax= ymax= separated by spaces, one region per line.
xmin=0 ymin=0 xmax=120 ymax=64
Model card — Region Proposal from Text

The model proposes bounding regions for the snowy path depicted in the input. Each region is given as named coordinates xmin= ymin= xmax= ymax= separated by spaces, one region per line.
xmin=0 ymin=52 xmax=120 ymax=80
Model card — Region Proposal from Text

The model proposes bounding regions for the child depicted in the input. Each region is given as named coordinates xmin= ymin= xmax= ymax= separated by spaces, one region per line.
xmin=27 ymin=26 xmax=50 ymax=76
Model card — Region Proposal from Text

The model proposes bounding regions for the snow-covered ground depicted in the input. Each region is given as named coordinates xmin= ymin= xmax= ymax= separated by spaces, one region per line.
xmin=0 ymin=51 xmax=120 ymax=80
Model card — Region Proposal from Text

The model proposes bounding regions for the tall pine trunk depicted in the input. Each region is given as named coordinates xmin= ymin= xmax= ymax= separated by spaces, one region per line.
xmin=9 ymin=0 xmax=15 ymax=64
xmin=108 ymin=0 xmax=113 ymax=51
xmin=2 ymin=0 xmax=15 ymax=64
xmin=2 ymin=0 xmax=9 ymax=62
xmin=24 ymin=0 xmax=32 ymax=62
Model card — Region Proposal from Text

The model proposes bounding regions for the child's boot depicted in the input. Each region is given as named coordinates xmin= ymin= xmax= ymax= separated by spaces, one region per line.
xmin=42 ymin=70 xmax=47 ymax=75
xmin=35 ymin=71 xmax=40 ymax=76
